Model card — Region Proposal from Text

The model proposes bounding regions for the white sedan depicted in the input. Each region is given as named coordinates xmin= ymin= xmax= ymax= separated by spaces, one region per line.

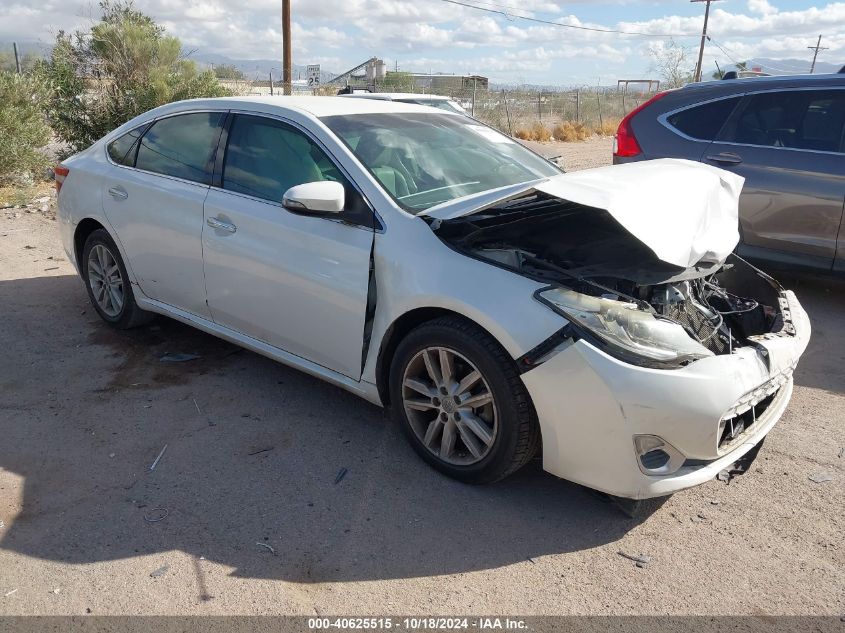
xmin=56 ymin=97 xmax=810 ymax=499
xmin=338 ymin=92 xmax=468 ymax=115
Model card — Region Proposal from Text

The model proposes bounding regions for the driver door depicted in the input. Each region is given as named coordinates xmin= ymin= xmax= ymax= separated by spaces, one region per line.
xmin=202 ymin=114 xmax=374 ymax=379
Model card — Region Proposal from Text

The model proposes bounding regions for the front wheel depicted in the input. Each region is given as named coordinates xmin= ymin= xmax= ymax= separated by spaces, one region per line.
xmin=81 ymin=229 xmax=153 ymax=329
xmin=389 ymin=316 xmax=540 ymax=484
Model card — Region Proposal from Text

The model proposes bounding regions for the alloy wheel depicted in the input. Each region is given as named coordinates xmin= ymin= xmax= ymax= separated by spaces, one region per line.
xmin=401 ymin=346 xmax=498 ymax=466
xmin=87 ymin=244 xmax=124 ymax=318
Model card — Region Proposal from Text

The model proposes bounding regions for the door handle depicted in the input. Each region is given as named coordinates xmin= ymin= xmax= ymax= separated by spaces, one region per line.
xmin=206 ymin=217 xmax=237 ymax=233
xmin=108 ymin=186 xmax=128 ymax=200
xmin=705 ymin=152 xmax=743 ymax=165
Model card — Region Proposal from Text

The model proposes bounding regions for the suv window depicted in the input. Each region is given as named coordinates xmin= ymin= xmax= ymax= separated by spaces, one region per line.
xmin=222 ymin=114 xmax=344 ymax=203
xmin=730 ymin=89 xmax=845 ymax=152
xmin=135 ymin=112 xmax=224 ymax=183
xmin=667 ymin=97 xmax=741 ymax=140
xmin=107 ymin=124 xmax=148 ymax=166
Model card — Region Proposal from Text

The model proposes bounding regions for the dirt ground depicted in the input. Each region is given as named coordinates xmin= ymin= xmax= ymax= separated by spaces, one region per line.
xmin=0 ymin=149 xmax=843 ymax=617
xmin=521 ymin=136 xmax=614 ymax=171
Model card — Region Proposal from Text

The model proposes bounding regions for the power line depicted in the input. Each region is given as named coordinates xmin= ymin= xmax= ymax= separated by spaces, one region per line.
xmin=705 ymin=37 xmax=744 ymax=66
xmin=707 ymin=37 xmax=799 ymax=75
xmin=440 ymin=0 xmax=695 ymax=37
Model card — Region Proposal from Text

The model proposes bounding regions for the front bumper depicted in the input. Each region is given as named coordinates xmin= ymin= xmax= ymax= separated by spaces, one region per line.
xmin=521 ymin=290 xmax=811 ymax=499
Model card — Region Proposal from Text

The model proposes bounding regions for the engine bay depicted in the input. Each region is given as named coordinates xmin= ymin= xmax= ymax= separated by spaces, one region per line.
xmin=431 ymin=191 xmax=787 ymax=358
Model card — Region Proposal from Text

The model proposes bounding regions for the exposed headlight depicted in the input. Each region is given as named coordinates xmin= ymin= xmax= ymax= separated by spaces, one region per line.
xmin=537 ymin=287 xmax=713 ymax=367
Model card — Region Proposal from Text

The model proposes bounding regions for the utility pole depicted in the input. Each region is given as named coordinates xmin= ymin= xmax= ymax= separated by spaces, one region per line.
xmin=12 ymin=41 xmax=21 ymax=74
xmin=808 ymin=35 xmax=828 ymax=74
xmin=282 ymin=0 xmax=292 ymax=95
xmin=691 ymin=0 xmax=721 ymax=83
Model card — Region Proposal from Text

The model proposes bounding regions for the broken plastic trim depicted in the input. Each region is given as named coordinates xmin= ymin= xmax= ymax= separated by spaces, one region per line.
xmin=516 ymin=324 xmax=577 ymax=372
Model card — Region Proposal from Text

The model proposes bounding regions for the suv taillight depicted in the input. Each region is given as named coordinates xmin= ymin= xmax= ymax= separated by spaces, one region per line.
xmin=54 ymin=165 xmax=69 ymax=194
xmin=613 ymin=91 xmax=668 ymax=158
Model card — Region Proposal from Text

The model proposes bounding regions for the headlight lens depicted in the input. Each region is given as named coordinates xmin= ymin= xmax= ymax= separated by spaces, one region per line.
xmin=537 ymin=287 xmax=713 ymax=366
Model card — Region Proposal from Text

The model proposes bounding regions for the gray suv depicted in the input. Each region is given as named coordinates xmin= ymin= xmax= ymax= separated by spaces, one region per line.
xmin=613 ymin=74 xmax=845 ymax=274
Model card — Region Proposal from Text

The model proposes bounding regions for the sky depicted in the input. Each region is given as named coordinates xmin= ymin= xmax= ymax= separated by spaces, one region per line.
xmin=1 ymin=0 xmax=843 ymax=84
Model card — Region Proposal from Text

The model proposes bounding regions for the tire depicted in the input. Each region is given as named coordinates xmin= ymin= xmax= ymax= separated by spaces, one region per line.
xmin=389 ymin=315 xmax=540 ymax=484
xmin=81 ymin=229 xmax=153 ymax=329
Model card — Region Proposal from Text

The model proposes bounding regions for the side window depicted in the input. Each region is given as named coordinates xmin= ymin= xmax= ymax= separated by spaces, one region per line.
xmin=135 ymin=112 xmax=224 ymax=184
xmin=222 ymin=115 xmax=343 ymax=203
xmin=107 ymin=124 xmax=148 ymax=166
xmin=666 ymin=97 xmax=741 ymax=141
xmin=798 ymin=91 xmax=845 ymax=152
xmin=730 ymin=90 xmax=845 ymax=152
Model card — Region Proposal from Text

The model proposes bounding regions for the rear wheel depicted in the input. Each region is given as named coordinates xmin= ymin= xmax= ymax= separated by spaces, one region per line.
xmin=389 ymin=316 xmax=540 ymax=484
xmin=82 ymin=229 xmax=153 ymax=329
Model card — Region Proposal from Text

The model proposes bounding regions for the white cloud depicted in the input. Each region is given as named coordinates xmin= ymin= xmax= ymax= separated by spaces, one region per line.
xmin=0 ymin=0 xmax=843 ymax=83
xmin=747 ymin=0 xmax=778 ymax=16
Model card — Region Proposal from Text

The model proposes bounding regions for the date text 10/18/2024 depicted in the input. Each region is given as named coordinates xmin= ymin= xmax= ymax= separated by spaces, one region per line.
xmin=308 ymin=617 xmax=528 ymax=630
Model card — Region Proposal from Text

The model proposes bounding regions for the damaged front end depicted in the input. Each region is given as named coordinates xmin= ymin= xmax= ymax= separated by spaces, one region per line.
xmin=422 ymin=161 xmax=810 ymax=497
xmin=430 ymin=188 xmax=788 ymax=372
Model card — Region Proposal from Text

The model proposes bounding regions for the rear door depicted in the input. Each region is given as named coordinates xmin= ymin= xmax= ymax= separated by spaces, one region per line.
xmin=102 ymin=111 xmax=225 ymax=317
xmin=703 ymin=88 xmax=845 ymax=269
xmin=659 ymin=94 xmax=745 ymax=161
xmin=202 ymin=113 xmax=375 ymax=379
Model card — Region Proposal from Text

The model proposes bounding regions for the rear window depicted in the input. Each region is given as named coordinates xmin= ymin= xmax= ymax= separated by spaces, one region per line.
xmin=107 ymin=124 xmax=148 ymax=166
xmin=135 ymin=112 xmax=224 ymax=184
xmin=667 ymin=97 xmax=741 ymax=141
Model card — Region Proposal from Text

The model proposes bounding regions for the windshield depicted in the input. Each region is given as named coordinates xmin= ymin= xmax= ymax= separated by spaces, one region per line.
xmin=321 ymin=113 xmax=560 ymax=212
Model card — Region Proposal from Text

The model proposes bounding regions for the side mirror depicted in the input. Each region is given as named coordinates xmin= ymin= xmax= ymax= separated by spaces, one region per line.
xmin=282 ymin=181 xmax=345 ymax=214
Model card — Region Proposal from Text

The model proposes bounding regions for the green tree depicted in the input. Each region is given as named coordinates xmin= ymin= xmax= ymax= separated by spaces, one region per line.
xmin=0 ymin=72 xmax=51 ymax=184
xmin=213 ymin=64 xmax=245 ymax=80
xmin=712 ymin=60 xmax=749 ymax=80
xmin=647 ymin=39 xmax=694 ymax=88
xmin=35 ymin=0 xmax=231 ymax=153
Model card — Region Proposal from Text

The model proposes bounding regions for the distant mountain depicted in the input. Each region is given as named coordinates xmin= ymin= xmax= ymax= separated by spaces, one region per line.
xmin=742 ymin=58 xmax=842 ymax=75
xmin=0 ymin=42 xmax=340 ymax=81
xmin=189 ymin=52 xmax=338 ymax=82
xmin=0 ymin=40 xmax=51 ymax=58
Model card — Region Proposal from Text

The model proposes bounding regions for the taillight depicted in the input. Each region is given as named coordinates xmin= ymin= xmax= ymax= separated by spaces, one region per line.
xmin=54 ymin=165 xmax=69 ymax=194
xmin=613 ymin=91 xmax=669 ymax=158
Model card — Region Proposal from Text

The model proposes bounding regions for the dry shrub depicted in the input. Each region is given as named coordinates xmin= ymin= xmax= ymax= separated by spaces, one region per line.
xmin=530 ymin=122 xmax=552 ymax=142
xmin=552 ymin=121 xmax=590 ymax=142
xmin=513 ymin=123 xmax=551 ymax=141
xmin=596 ymin=118 xmax=621 ymax=136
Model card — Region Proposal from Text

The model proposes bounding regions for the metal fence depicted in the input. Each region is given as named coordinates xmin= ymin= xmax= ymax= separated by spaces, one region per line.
xmin=439 ymin=87 xmax=659 ymax=135
xmin=222 ymin=79 xmax=660 ymax=138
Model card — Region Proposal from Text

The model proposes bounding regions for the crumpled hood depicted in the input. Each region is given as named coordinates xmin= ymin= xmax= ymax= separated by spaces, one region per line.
xmin=423 ymin=159 xmax=745 ymax=269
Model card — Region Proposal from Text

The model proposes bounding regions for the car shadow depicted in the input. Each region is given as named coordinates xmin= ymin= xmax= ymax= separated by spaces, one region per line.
xmin=0 ymin=274 xmax=662 ymax=588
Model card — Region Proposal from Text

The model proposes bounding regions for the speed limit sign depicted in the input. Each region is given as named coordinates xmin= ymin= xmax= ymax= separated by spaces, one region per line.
xmin=307 ymin=64 xmax=320 ymax=88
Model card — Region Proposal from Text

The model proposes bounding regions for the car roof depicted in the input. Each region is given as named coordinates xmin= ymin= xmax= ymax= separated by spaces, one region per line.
xmin=146 ymin=95 xmax=457 ymax=119
xmin=339 ymin=93 xmax=454 ymax=102
xmin=678 ymin=72 xmax=845 ymax=95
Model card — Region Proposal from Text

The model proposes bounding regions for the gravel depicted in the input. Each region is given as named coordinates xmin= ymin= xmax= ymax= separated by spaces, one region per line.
xmin=0 ymin=158 xmax=842 ymax=615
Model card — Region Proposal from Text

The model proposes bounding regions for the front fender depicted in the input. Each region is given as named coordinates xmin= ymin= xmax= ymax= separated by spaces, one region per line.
xmin=361 ymin=220 xmax=565 ymax=384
